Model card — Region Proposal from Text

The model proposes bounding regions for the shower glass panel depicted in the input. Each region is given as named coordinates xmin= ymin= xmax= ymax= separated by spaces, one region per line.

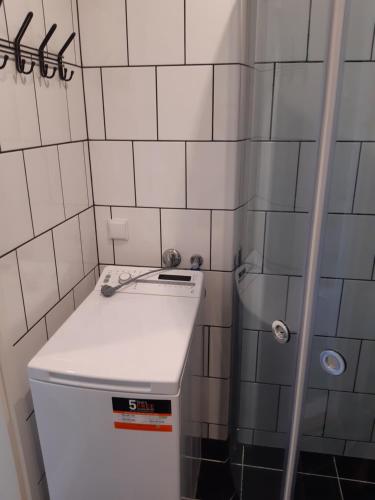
xmin=229 ymin=0 xmax=375 ymax=498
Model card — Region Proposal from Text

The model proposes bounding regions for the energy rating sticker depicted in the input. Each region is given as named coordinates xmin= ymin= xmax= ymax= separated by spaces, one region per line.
xmin=112 ymin=397 xmax=173 ymax=432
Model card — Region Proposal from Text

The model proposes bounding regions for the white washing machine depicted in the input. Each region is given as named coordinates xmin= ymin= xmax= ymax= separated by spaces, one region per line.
xmin=28 ymin=266 xmax=204 ymax=500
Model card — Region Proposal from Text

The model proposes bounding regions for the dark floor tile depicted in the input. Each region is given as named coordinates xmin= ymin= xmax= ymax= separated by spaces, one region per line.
xmin=242 ymin=467 xmax=283 ymax=500
xmin=297 ymin=451 xmax=336 ymax=476
xmin=244 ymin=444 xmax=285 ymax=469
xmin=197 ymin=460 xmax=235 ymax=500
xmin=335 ymin=455 xmax=375 ymax=482
xmin=340 ymin=479 xmax=375 ymax=500
xmin=202 ymin=438 xmax=229 ymax=462
xmin=294 ymin=474 xmax=341 ymax=500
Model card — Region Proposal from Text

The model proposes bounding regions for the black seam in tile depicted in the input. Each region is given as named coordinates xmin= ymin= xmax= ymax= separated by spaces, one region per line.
xmin=124 ymin=0 xmax=130 ymax=65
xmin=100 ymin=68 xmax=107 ymax=140
xmin=15 ymin=250 xmax=29 ymax=331
xmin=21 ymin=150 xmax=35 ymax=237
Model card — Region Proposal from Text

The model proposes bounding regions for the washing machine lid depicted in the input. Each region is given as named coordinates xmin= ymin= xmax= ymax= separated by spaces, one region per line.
xmin=28 ymin=267 xmax=204 ymax=395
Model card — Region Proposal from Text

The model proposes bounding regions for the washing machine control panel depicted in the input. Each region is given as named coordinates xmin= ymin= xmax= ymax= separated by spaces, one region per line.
xmin=96 ymin=266 xmax=203 ymax=298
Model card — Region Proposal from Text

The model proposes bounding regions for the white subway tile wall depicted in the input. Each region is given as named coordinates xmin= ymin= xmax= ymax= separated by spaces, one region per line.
xmin=0 ymin=2 xmax=98 ymax=498
xmin=78 ymin=0 xmax=252 ymax=441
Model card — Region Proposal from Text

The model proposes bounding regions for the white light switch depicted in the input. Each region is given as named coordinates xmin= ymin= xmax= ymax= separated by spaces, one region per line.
xmin=107 ymin=218 xmax=129 ymax=240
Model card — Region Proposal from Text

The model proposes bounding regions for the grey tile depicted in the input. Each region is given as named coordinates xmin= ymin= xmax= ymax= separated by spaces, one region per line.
xmin=295 ymin=142 xmax=360 ymax=213
xmin=353 ymin=144 xmax=375 ymax=214
xmin=243 ymin=211 xmax=265 ymax=273
xmin=264 ymin=212 xmax=309 ymax=276
xmin=237 ymin=428 xmax=254 ymax=446
xmin=309 ymin=336 xmax=361 ymax=391
xmin=286 ymin=277 xmax=342 ymax=336
xmin=256 ymin=332 xmax=297 ymax=386
xmin=321 ymin=214 xmax=375 ymax=280
xmin=278 ymin=387 xmax=328 ymax=436
xmin=345 ymin=441 xmax=375 ymax=461
xmin=249 ymin=142 xmax=299 ymax=211
xmin=253 ymin=430 xmax=287 ymax=449
xmin=240 ymin=330 xmax=258 ymax=382
xmin=300 ymin=436 xmax=345 ymax=455
xmin=238 ymin=382 xmax=279 ymax=431
xmin=338 ymin=281 xmax=375 ymax=340
xmin=241 ymin=274 xmax=288 ymax=331
xmin=355 ymin=341 xmax=375 ymax=394
xmin=325 ymin=391 xmax=375 ymax=441
xmin=272 ymin=63 xmax=324 ymax=141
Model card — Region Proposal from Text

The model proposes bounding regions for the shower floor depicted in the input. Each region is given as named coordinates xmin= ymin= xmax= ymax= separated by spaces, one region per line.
xmin=196 ymin=441 xmax=375 ymax=500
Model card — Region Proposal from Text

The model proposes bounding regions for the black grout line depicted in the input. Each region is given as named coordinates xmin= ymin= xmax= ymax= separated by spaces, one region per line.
xmin=81 ymin=142 xmax=91 ymax=208
xmin=56 ymin=146 xmax=67 ymax=219
xmin=184 ymin=141 xmax=188 ymax=208
xmin=371 ymin=22 xmax=375 ymax=61
xmin=81 ymin=62 xmax=255 ymax=69
xmin=306 ymin=0 xmax=313 ymax=62
xmin=124 ymin=0 xmax=130 ymax=65
xmin=131 ymin=141 xmax=137 ymax=206
xmin=109 ymin=206 xmax=115 ymax=263
xmin=183 ymin=0 xmax=186 ymax=65
xmin=15 ymin=250 xmax=29 ymax=331
xmin=155 ymin=66 xmax=159 ymax=140
xmin=77 ymin=213 xmax=86 ymax=275
xmin=293 ymin=142 xmax=302 ymax=210
xmin=159 ymin=208 xmax=162 ymax=266
xmin=269 ymin=63 xmax=276 ymax=140
xmin=50 ymin=229 xmax=61 ymax=299
xmin=31 ymin=71 xmax=43 ymax=146
xmin=211 ymin=65 xmax=215 ymax=140
xmin=21 ymin=151 xmax=35 ymax=237
xmin=333 ymin=456 xmax=345 ymax=500
xmin=334 ymin=279 xmax=345 ymax=337
xmin=209 ymin=209 xmax=212 ymax=270
xmin=64 ymin=76 xmax=73 ymax=142
xmin=351 ymin=142 xmax=362 ymax=213
xmin=100 ymin=68 xmax=107 ymax=140
xmin=68 ymin=0 xmax=77 ymax=65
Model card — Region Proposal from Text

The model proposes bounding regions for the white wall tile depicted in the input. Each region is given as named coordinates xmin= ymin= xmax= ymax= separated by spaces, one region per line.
xmin=45 ymin=291 xmax=74 ymax=338
xmin=309 ymin=0 xmax=375 ymax=61
xmin=66 ymin=68 xmax=87 ymax=141
xmin=199 ymin=377 xmax=229 ymax=425
xmin=79 ymin=208 xmax=98 ymax=273
xmin=53 ymin=217 xmax=84 ymax=296
xmin=0 ymin=67 xmax=40 ymax=150
xmin=24 ymin=146 xmax=65 ymax=235
xmin=249 ymin=141 xmax=300 ymax=211
xmin=0 ymin=252 xmax=27 ymax=346
xmin=83 ymin=69 xmax=105 ymax=139
xmin=296 ymin=142 xmax=360 ymax=213
xmin=208 ymin=424 xmax=228 ymax=441
xmin=78 ymin=0 xmax=128 ymax=66
xmin=161 ymin=209 xmax=210 ymax=270
xmin=134 ymin=142 xmax=185 ymax=208
xmin=209 ymin=327 xmax=231 ymax=379
xmin=102 ymin=67 xmax=157 ymax=140
xmin=34 ymin=75 xmax=70 ymax=145
xmin=211 ymin=210 xmax=240 ymax=272
xmin=272 ymin=63 xmax=324 ymax=140
xmin=255 ymin=0 xmax=310 ymax=62
xmin=242 ymin=211 xmax=266 ymax=273
xmin=5 ymin=0 xmax=45 ymax=47
xmin=251 ymin=64 xmax=274 ymax=139
xmin=94 ymin=206 xmax=114 ymax=264
xmin=354 ymin=144 xmax=375 ymax=214
xmin=203 ymin=271 xmax=233 ymax=327
xmin=213 ymin=65 xmax=241 ymax=140
xmin=90 ymin=141 xmax=135 ymax=206
xmin=338 ymin=63 xmax=375 ymax=141
xmin=2 ymin=319 xmax=46 ymax=421
xmin=17 ymin=232 xmax=59 ymax=326
xmin=43 ymin=0 xmax=76 ymax=64
xmin=112 ymin=207 xmax=161 ymax=266
xmin=83 ymin=142 xmax=93 ymax=206
xmin=0 ymin=2 xmax=8 ymax=39
xmin=157 ymin=66 xmax=212 ymax=140
xmin=0 ymin=151 xmax=34 ymax=255
xmin=186 ymin=0 xmax=243 ymax=64
xmin=127 ymin=0 xmax=184 ymax=65
xmin=71 ymin=0 xmax=81 ymax=67
xmin=58 ymin=142 xmax=89 ymax=217
xmin=187 ymin=142 xmax=242 ymax=210
xmin=73 ymin=270 xmax=95 ymax=308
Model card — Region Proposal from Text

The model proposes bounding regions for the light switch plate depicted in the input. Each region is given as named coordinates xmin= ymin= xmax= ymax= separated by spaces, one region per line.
xmin=107 ymin=218 xmax=129 ymax=240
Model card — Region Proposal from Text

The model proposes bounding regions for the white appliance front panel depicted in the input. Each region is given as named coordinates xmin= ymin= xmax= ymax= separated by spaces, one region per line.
xmin=31 ymin=380 xmax=180 ymax=500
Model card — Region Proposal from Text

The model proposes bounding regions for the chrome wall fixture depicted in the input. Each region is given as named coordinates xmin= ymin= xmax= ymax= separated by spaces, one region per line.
xmin=0 ymin=2 xmax=75 ymax=81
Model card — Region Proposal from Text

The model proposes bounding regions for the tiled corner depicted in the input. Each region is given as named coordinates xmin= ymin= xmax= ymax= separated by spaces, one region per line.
xmin=83 ymin=68 xmax=105 ymax=139
xmin=79 ymin=208 xmax=98 ymax=274
xmin=46 ymin=291 xmax=75 ymax=338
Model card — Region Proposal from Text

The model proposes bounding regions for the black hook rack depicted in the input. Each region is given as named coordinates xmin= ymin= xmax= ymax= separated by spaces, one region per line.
xmin=0 ymin=53 xmax=8 ymax=69
xmin=58 ymin=32 xmax=76 ymax=82
xmin=14 ymin=12 xmax=35 ymax=75
xmin=39 ymin=24 xmax=57 ymax=79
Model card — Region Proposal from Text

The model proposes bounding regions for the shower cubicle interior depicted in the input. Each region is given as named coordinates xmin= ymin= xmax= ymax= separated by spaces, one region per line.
xmin=230 ymin=1 xmax=375 ymax=498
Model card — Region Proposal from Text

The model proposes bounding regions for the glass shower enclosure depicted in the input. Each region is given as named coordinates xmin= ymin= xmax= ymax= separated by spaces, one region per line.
xmin=231 ymin=0 xmax=375 ymax=498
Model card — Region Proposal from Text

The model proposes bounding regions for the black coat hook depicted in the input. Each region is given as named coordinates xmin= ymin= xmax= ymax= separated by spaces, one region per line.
xmin=0 ymin=54 xmax=8 ymax=69
xmin=39 ymin=24 xmax=57 ymax=79
xmin=57 ymin=32 xmax=76 ymax=82
xmin=14 ymin=12 xmax=35 ymax=74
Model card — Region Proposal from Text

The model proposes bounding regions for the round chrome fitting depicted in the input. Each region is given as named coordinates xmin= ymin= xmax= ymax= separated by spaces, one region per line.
xmin=320 ymin=350 xmax=346 ymax=376
xmin=162 ymin=248 xmax=181 ymax=268
xmin=272 ymin=320 xmax=290 ymax=344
